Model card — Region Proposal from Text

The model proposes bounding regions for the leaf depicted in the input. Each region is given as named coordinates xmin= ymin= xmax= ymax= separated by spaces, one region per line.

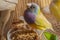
xmin=44 ymin=32 xmax=58 ymax=40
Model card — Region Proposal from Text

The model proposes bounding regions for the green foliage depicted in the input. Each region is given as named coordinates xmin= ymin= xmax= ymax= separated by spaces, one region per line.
xmin=44 ymin=32 xmax=58 ymax=40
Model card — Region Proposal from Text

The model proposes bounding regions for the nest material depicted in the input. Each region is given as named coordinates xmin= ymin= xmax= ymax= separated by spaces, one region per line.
xmin=7 ymin=20 xmax=39 ymax=40
xmin=10 ymin=29 xmax=38 ymax=40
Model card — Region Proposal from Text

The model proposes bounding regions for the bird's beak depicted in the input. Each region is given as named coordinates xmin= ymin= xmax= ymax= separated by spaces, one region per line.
xmin=27 ymin=3 xmax=32 ymax=8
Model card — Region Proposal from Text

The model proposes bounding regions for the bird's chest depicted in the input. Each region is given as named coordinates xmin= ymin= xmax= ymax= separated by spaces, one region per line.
xmin=24 ymin=12 xmax=36 ymax=24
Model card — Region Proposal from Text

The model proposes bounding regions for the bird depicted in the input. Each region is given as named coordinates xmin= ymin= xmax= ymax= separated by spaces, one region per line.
xmin=50 ymin=0 xmax=60 ymax=21
xmin=24 ymin=3 xmax=55 ymax=39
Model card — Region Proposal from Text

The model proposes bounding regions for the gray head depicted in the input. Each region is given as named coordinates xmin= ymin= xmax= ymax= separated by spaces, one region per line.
xmin=27 ymin=3 xmax=40 ymax=13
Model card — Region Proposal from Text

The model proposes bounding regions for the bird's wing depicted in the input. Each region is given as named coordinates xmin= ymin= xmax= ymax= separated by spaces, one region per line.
xmin=34 ymin=13 xmax=51 ymax=30
xmin=35 ymin=14 xmax=46 ymax=26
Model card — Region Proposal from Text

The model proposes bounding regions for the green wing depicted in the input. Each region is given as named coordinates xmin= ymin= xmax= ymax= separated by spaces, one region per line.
xmin=44 ymin=32 xmax=58 ymax=40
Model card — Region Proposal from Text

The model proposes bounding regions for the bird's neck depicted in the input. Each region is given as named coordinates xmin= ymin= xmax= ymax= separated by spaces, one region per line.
xmin=34 ymin=7 xmax=40 ymax=14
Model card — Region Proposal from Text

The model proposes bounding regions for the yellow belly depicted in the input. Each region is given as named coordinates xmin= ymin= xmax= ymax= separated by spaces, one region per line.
xmin=29 ymin=23 xmax=46 ymax=30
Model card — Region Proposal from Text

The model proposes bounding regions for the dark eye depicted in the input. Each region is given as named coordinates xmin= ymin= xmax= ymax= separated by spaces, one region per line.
xmin=30 ymin=6 xmax=35 ymax=9
xmin=33 ymin=6 xmax=35 ymax=8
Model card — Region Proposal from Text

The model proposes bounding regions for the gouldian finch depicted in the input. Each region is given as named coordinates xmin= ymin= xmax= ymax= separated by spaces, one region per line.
xmin=24 ymin=3 xmax=54 ymax=38
xmin=44 ymin=32 xmax=58 ymax=40
xmin=50 ymin=0 xmax=60 ymax=21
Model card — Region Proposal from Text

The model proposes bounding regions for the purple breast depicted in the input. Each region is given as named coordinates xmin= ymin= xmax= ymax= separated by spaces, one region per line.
xmin=24 ymin=9 xmax=35 ymax=24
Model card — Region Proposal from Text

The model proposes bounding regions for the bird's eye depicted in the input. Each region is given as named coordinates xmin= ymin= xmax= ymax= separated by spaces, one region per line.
xmin=33 ymin=7 xmax=35 ymax=8
xmin=30 ymin=6 xmax=35 ymax=9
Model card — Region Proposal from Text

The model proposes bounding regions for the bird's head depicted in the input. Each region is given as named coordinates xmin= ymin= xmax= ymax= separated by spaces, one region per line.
xmin=27 ymin=3 xmax=40 ymax=13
